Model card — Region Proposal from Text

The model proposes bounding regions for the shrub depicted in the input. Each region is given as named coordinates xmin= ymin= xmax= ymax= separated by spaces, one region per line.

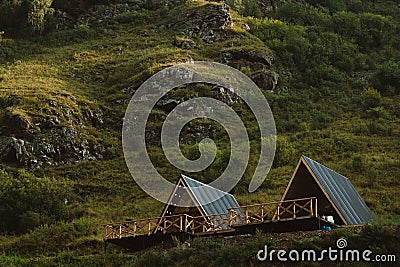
xmin=242 ymin=0 xmax=262 ymax=18
xmin=360 ymin=87 xmax=382 ymax=108
xmin=225 ymin=0 xmax=245 ymax=15
xmin=0 ymin=169 xmax=74 ymax=234
xmin=0 ymin=0 xmax=54 ymax=33
xmin=332 ymin=11 xmax=361 ymax=38
xmin=305 ymin=29 xmax=359 ymax=74
xmin=250 ymin=18 xmax=310 ymax=69
xmin=371 ymin=61 xmax=400 ymax=96
xmin=273 ymin=135 xmax=296 ymax=167
xmin=310 ymin=0 xmax=347 ymax=12
xmin=368 ymin=119 xmax=391 ymax=136
xmin=357 ymin=13 xmax=396 ymax=51
xmin=275 ymin=2 xmax=331 ymax=29
xmin=367 ymin=106 xmax=391 ymax=119
xmin=351 ymin=154 xmax=366 ymax=172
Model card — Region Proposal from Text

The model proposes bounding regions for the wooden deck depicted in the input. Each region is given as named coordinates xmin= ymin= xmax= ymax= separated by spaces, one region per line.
xmin=103 ymin=197 xmax=334 ymax=251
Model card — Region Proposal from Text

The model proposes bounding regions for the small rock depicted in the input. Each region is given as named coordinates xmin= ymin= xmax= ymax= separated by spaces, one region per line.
xmin=173 ymin=36 xmax=196 ymax=49
xmin=241 ymin=23 xmax=250 ymax=31
xmin=4 ymin=113 xmax=34 ymax=139
xmin=220 ymin=49 xmax=275 ymax=67
xmin=251 ymin=71 xmax=279 ymax=91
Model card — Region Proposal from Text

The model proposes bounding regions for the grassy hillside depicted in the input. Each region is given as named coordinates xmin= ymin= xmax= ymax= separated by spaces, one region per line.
xmin=0 ymin=0 xmax=399 ymax=265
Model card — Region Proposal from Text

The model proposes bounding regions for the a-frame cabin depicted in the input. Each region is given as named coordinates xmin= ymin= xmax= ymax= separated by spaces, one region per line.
xmin=158 ymin=174 xmax=240 ymax=230
xmin=281 ymin=155 xmax=373 ymax=225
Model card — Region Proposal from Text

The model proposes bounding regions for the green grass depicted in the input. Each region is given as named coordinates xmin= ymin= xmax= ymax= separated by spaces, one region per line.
xmin=0 ymin=0 xmax=399 ymax=265
xmin=0 ymin=224 xmax=398 ymax=266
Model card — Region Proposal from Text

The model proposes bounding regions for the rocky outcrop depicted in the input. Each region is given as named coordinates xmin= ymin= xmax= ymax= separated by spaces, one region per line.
xmin=214 ymin=86 xmax=243 ymax=104
xmin=0 ymin=125 xmax=105 ymax=167
xmin=170 ymin=3 xmax=232 ymax=44
xmin=220 ymin=48 xmax=278 ymax=91
xmin=220 ymin=48 xmax=275 ymax=68
xmin=76 ymin=3 xmax=140 ymax=27
xmin=0 ymin=137 xmax=32 ymax=165
xmin=3 ymin=113 xmax=34 ymax=140
xmin=52 ymin=3 xmax=141 ymax=30
xmin=251 ymin=70 xmax=279 ymax=91
xmin=52 ymin=0 xmax=187 ymax=31
xmin=0 ymin=94 xmax=105 ymax=167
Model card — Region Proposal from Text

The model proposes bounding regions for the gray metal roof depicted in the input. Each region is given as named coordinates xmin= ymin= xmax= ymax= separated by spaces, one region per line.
xmin=303 ymin=156 xmax=373 ymax=225
xmin=181 ymin=175 xmax=240 ymax=221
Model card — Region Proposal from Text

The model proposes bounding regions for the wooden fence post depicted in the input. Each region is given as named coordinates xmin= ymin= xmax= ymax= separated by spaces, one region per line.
xmin=277 ymin=205 xmax=280 ymax=221
xmin=261 ymin=205 xmax=264 ymax=222
xmin=148 ymin=219 xmax=151 ymax=236
xmin=293 ymin=201 xmax=296 ymax=219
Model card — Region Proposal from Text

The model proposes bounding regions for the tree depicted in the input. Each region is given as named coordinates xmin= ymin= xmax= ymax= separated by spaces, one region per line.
xmin=371 ymin=61 xmax=400 ymax=96
xmin=27 ymin=0 xmax=54 ymax=32
xmin=242 ymin=0 xmax=262 ymax=18
xmin=358 ymin=13 xmax=396 ymax=51
xmin=276 ymin=2 xmax=331 ymax=29
xmin=0 ymin=0 xmax=54 ymax=33
xmin=332 ymin=11 xmax=361 ymax=38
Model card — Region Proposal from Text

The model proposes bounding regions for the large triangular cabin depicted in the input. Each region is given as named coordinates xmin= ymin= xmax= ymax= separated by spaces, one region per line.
xmin=281 ymin=156 xmax=373 ymax=225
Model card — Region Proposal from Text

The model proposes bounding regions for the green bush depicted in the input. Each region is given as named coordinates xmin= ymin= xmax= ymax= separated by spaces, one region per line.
xmin=332 ymin=11 xmax=361 ymax=38
xmin=371 ymin=61 xmax=400 ymax=96
xmin=360 ymin=87 xmax=382 ymax=108
xmin=242 ymin=0 xmax=262 ymax=18
xmin=368 ymin=119 xmax=392 ymax=136
xmin=367 ymin=106 xmax=391 ymax=119
xmin=304 ymin=64 xmax=346 ymax=88
xmin=0 ymin=218 xmax=99 ymax=256
xmin=358 ymin=13 xmax=396 ymax=50
xmin=0 ymin=169 xmax=74 ymax=234
xmin=273 ymin=135 xmax=296 ymax=167
xmin=309 ymin=0 xmax=347 ymax=12
xmin=358 ymin=224 xmax=394 ymax=249
xmin=249 ymin=17 xmax=310 ymax=69
xmin=0 ymin=0 xmax=54 ymax=33
xmin=225 ymin=0 xmax=245 ymax=14
xmin=306 ymin=29 xmax=360 ymax=73
xmin=275 ymin=2 xmax=331 ymax=29
xmin=331 ymin=12 xmax=396 ymax=52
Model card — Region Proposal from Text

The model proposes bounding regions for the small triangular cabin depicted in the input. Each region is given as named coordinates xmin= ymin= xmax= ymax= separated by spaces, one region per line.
xmin=158 ymin=174 xmax=240 ymax=230
xmin=281 ymin=155 xmax=373 ymax=225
